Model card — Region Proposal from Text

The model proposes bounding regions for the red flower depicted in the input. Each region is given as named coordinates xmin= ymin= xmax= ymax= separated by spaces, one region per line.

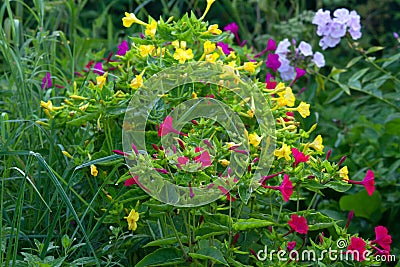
xmin=177 ymin=156 xmax=189 ymax=169
xmin=124 ymin=175 xmax=138 ymax=186
xmin=265 ymin=73 xmax=277 ymax=89
xmin=287 ymin=241 xmax=296 ymax=251
xmin=347 ymin=237 xmax=367 ymax=262
xmin=371 ymin=226 xmax=392 ymax=252
xmin=218 ymin=186 xmax=236 ymax=202
xmin=291 ymin=148 xmax=309 ymax=167
xmin=288 ymin=214 xmax=309 ymax=234
xmin=194 ymin=147 xmax=212 ymax=167
xmin=158 ymin=116 xmax=187 ymax=137
xmin=347 ymin=170 xmax=375 ymax=196
xmin=262 ymin=174 xmax=293 ymax=202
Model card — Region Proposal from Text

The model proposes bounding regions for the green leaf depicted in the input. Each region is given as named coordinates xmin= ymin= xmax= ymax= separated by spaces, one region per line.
xmin=365 ymin=46 xmax=385 ymax=54
xmin=144 ymin=236 xmax=188 ymax=247
xmin=339 ymin=190 xmax=382 ymax=222
xmin=384 ymin=113 xmax=400 ymax=135
xmin=338 ymin=84 xmax=350 ymax=95
xmin=326 ymin=181 xmax=352 ymax=192
xmin=329 ymin=67 xmax=347 ymax=80
xmin=135 ymin=248 xmax=185 ymax=267
xmin=349 ymin=68 xmax=369 ymax=84
xmin=233 ymin=218 xmax=273 ymax=231
xmin=188 ymin=247 xmax=229 ymax=266
xmin=345 ymin=56 xmax=362 ymax=68
xmin=306 ymin=212 xmax=335 ymax=231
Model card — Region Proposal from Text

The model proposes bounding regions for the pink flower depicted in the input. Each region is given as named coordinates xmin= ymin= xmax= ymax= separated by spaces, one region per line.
xmin=223 ymin=22 xmax=239 ymax=35
xmin=287 ymin=241 xmax=296 ymax=251
xmin=291 ymin=148 xmax=309 ymax=167
xmin=295 ymin=67 xmax=306 ymax=79
xmin=194 ymin=147 xmax=212 ymax=167
xmin=288 ymin=214 xmax=309 ymax=234
xmin=262 ymin=174 xmax=293 ymax=202
xmin=93 ymin=62 xmax=104 ymax=75
xmin=177 ymin=156 xmax=189 ymax=169
xmin=345 ymin=210 xmax=354 ymax=229
xmin=116 ymin=40 xmax=129 ymax=56
xmin=217 ymin=42 xmax=232 ymax=55
xmin=41 ymin=72 xmax=53 ymax=89
xmin=218 ymin=186 xmax=236 ymax=202
xmin=112 ymin=149 xmax=129 ymax=157
xmin=124 ymin=176 xmax=138 ymax=186
xmin=347 ymin=170 xmax=375 ymax=196
xmin=371 ymin=226 xmax=392 ymax=252
xmin=158 ymin=116 xmax=187 ymax=137
xmin=347 ymin=237 xmax=366 ymax=262
xmin=155 ymin=168 xmax=169 ymax=174
xmin=265 ymin=54 xmax=281 ymax=72
xmin=267 ymin=38 xmax=277 ymax=51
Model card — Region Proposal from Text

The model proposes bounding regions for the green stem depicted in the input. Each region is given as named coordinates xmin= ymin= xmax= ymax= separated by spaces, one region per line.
xmin=306 ymin=192 xmax=318 ymax=214
xmin=167 ymin=213 xmax=188 ymax=260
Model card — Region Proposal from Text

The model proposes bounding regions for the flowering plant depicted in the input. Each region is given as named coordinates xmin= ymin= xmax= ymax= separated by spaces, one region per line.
xmin=37 ymin=2 xmax=394 ymax=266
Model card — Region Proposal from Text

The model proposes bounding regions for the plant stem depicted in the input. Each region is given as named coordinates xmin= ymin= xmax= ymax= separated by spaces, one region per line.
xmin=306 ymin=192 xmax=318 ymax=214
xmin=167 ymin=212 xmax=188 ymax=260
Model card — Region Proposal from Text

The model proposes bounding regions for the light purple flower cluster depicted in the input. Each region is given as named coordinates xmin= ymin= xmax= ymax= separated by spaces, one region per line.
xmin=312 ymin=8 xmax=362 ymax=50
xmin=274 ymin=39 xmax=325 ymax=81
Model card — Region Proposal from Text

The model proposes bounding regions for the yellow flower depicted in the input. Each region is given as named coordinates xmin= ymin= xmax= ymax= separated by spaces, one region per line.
xmin=339 ymin=166 xmax=349 ymax=181
xmin=69 ymin=95 xmax=88 ymax=101
xmin=274 ymin=143 xmax=291 ymax=160
xmin=145 ymin=20 xmax=157 ymax=37
xmin=206 ymin=52 xmax=219 ymax=63
xmin=277 ymin=86 xmax=295 ymax=107
xmin=247 ymin=109 xmax=254 ymax=118
xmin=124 ymin=209 xmax=140 ymax=231
xmin=172 ymin=40 xmax=186 ymax=49
xmin=40 ymin=100 xmax=63 ymax=112
xmin=249 ymin=132 xmax=262 ymax=147
xmin=203 ymin=40 xmax=216 ymax=54
xmin=200 ymin=0 xmax=216 ymax=20
xmin=219 ymin=159 xmax=230 ymax=167
xmin=138 ymin=45 xmax=155 ymax=57
xmin=310 ymin=135 xmax=324 ymax=152
xmin=122 ymin=12 xmax=147 ymax=28
xmin=297 ymin=102 xmax=310 ymax=118
xmin=79 ymin=102 xmax=89 ymax=111
xmin=130 ymin=74 xmax=144 ymax=89
xmin=242 ymin=62 xmax=257 ymax=73
xmin=228 ymin=51 xmax=236 ymax=59
xmin=228 ymin=61 xmax=236 ymax=68
xmin=192 ymin=92 xmax=198 ymax=99
xmin=173 ymin=48 xmax=194 ymax=64
xmin=90 ymin=164 xmax=98 ymax=177
xmin=96 ymin=74 xmax=107 ymax=89
xmin=62 ymin=151 xmax=73 ymax=159
xmin=205 ymin=24 xmax=222 ymax=35
xmin=155 ymin=47 xmax=166 ymax=57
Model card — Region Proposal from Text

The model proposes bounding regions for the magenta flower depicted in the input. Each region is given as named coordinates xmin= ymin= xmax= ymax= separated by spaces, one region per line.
xmin=295 ymin=67 xmax=306 ymax=79
xmin=345 ymin=210 xmax=354 ymax=229
xmin=287 ymin=241 xmax=296 ymax=251
xmin=93 ymin=62 xmax=104 ymax=75
xmin=194 ymin=147 xmax=212 ymax=167
xmin=288 ymin=214 xmax=309 ymax=234
xmin=223 ymin=22 xmax=239 ymax=35
xmin=117 ymin=40 xmax=129 ymax=56
xmin=155 ymin=168 xmax=169 ymax=174
xmin=262 ymin=174 xmax=293 ymax=202
xmin=371 ymin=226 xmax=392 ymax=252
xmin=124 ymin=175 xmax=138 ymax=186
xmin=112 ymin=149 xmax=130 ymax=157
xmin=267 ymin=38 xmax=277 ymax=51
xmin=158 ymin=116 xmax=187 ymax=137
xmin=218 ymin=186 xmax=236 ymax=202
xmin=347 ymin=237 xmax=367 ymax=261
xmin=223 ymin=22 xmax=246 ymax=47
xmin=265 ymin=54 xmax=281 ymax=72
xmin=217 ymin=42 xmax=232 ymax=55
xmin=177 ymin=156 xmax=189 ymax=169
xmin=189 ymin=182 xmax=194 ymax=198
xmin=347 ymin=170 xmax=375 ymax=196
xmin=291 ymin=148 xmax=309 ymax=167
xmin=41 ymin=72 xmax=52 ymax=89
